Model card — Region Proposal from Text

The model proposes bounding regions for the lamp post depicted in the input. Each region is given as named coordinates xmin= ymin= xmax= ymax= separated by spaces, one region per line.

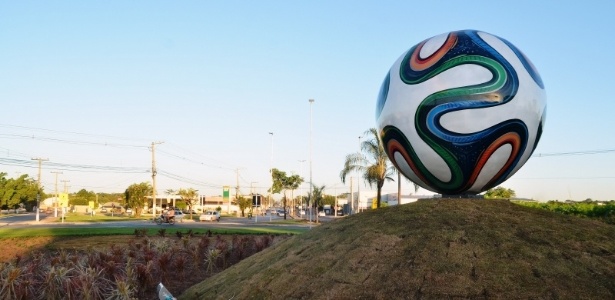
xmin=269 ymin=132 xmax=274 ymax=222
xmin=309 ymin=98 xmax=314 ymax=222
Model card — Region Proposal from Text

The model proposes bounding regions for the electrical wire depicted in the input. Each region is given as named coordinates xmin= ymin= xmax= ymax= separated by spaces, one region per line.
xmin=0 ymin=157 xmax=148 ymax=173
xmin=533 ymin=148 xmax=615 ymax=157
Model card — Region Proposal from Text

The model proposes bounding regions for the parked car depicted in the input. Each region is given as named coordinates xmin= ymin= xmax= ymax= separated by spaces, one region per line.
xmin=173 ymin=209 xmax=184 ymax=221
xmin=100 ymin=207 xmax=108 ymax=213
xmin=183 ymin=209 xmax=197 ymax=214
xmin=277 ymin=209 xmax=287 ymax=217
xmin=125 ymin=208 xmax=133 ymax=214
xmin=199 ymin=211 xmax=220 ymax=222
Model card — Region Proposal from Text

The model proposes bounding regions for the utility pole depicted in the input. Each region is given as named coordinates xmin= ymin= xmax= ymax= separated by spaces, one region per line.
xmin=31 ymin=157 xmax=48 ymax=222
xmin=51 ymin=171 xmax=62 ymax=217
xmin=151 ymin=141 xmax=164 ymax=220
xmin=60 ymin=179 xmax=69 ymax=220
xmin=61 ymin=179 xmax=70 ymax=193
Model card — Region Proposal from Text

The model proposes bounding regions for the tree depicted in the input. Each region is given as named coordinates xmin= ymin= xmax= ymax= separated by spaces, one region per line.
xmin=0 ymin=173 xmax=41 ymax=210
xmin=72 ymin=189 xmax=95 ymax=206
xmin=312 ymin=184 xmax=325 ymax=221
xmin=484 ymin=186 xmax=516 ymax=199
xmin=271 ymin=168 xmax=304 ymax=220
xmin=124 ymin=182 xmax=152 ymax=217
xmin=178 ymin=188 xmax=198 ymax=220
xmin=237 ymin=196 xmax=251 ymax=217
xmin=322 ymin=194 xmax=336 ymax=207
xmin=340 ymin=128 xmax=396 ymax=208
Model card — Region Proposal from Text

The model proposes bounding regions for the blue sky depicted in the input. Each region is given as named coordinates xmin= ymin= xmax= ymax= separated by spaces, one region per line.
xmin=1 ymin=1 xmax=614 ymax=201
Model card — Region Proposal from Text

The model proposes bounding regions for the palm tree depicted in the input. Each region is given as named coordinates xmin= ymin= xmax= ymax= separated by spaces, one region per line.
xmin=312 ymin=184 xmax=325 ymax=223
xmin=340 ymin=128 xmax=396 ymax=208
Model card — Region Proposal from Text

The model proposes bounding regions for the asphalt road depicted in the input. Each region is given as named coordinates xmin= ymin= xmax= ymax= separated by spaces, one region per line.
xmin=0 ymin=212 xmax=337 ymax=231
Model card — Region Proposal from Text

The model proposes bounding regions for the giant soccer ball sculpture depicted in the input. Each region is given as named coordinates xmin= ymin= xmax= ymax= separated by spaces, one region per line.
xmin=376 ymin=30 xmax=546 ymax=195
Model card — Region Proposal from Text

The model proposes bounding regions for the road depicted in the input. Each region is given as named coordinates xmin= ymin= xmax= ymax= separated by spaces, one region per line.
xmin=0 ymin=212 xmax=338 ymax=231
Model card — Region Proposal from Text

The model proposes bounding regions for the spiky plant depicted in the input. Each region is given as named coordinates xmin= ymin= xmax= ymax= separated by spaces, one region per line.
xmin=134 ymin=261 xmax=155 ymax=298
xmin=181 ymin=236 xmax=190 ymax=250
xmin=157 ymin=252 xmax=173 ymax=282
xmin=174 ymin=255 xmax=188 ymax=281
xmin=124 ymin=257 xmax=136 ymax=288
xmin=0 ymin=263 xmax=23 ymax=299
xmin=58 ymin=249 xmax=70 ymax=265
xmin=74 ymin=265 xmax=109 ymax=300
xmin=105 ymin=278 xmax=135 ymax=300
xmin=152 ymin=238 xmax=172 ymax=253
xmin=205 ymin=249 xmax=221 ymax=274
xmin=214 ymin=236 xmax=230 ymax=269
xmin=157 ymin=228 xmax=167 ymax=237
xmin=198 ymin=236 xmax=210 ymax=253
xmin=41 ymin=265 xmax=74 ymax=300
xmin=189 ymin=245 xmax=201 ymax=267
xmin=134 ymin=228 xmax=147 ymax=237
xmin=102 ymin=260 xmax=120 ymax=280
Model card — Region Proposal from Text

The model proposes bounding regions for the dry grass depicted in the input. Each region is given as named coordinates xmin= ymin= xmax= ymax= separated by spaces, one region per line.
xmin=179 ymin=199 xmax=615 ymax=299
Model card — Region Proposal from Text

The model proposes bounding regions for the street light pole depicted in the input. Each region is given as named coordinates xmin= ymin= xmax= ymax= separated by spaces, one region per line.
xmin=309 ymin=98 xmax=314 ymax=223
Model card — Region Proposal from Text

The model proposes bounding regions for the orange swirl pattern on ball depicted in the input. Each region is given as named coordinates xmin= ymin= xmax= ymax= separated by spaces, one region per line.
xmin=466 ymin=132 xmax=521 ymax=190
xmin=409 ymin=32 xmax=457 ymax=71
xmin=386 ymin=139 xmax=430 ymax=186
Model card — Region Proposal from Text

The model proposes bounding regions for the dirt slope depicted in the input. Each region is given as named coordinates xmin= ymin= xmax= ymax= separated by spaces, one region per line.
xmin=180 ymin=199 xmax=615 ymax=299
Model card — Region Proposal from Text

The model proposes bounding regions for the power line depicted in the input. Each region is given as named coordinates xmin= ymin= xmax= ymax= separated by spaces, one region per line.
xmin=157 ymin=169 xmax=222 ymax=188
xmin=157 ymin=149 xmax=236 ymax=171
xmin=0 ymin=157 xmax=148 ymax=173
xmin=533 ymin=148 xmax=615 ymax=157
xmin=0 ymin=133 xmax=147 ymax=149
xmin=0 ymin=123 xmax=152 ymax=143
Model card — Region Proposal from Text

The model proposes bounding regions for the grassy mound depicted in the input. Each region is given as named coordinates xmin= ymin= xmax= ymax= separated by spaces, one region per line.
xmin=180 ymin=199 xmax=615 ymax=299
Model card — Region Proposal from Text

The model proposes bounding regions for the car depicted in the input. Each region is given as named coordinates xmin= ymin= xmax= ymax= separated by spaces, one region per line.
xmin=318 ymin=211 xmax=325 ymax=217
xmin=277 ymin=209 xmax=287 ymax=217
xmin=126 ymin=208 xmax=133 ymax=214
xmin=100 ymin=207 xmax=108 ymax=213
xmin=199 ymin=211 xmax=220 ymax=222
xmin=173 ymin=209 xmax=184 ymax=221
xmin=183 ymin=209 xmax=197 ymax=214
